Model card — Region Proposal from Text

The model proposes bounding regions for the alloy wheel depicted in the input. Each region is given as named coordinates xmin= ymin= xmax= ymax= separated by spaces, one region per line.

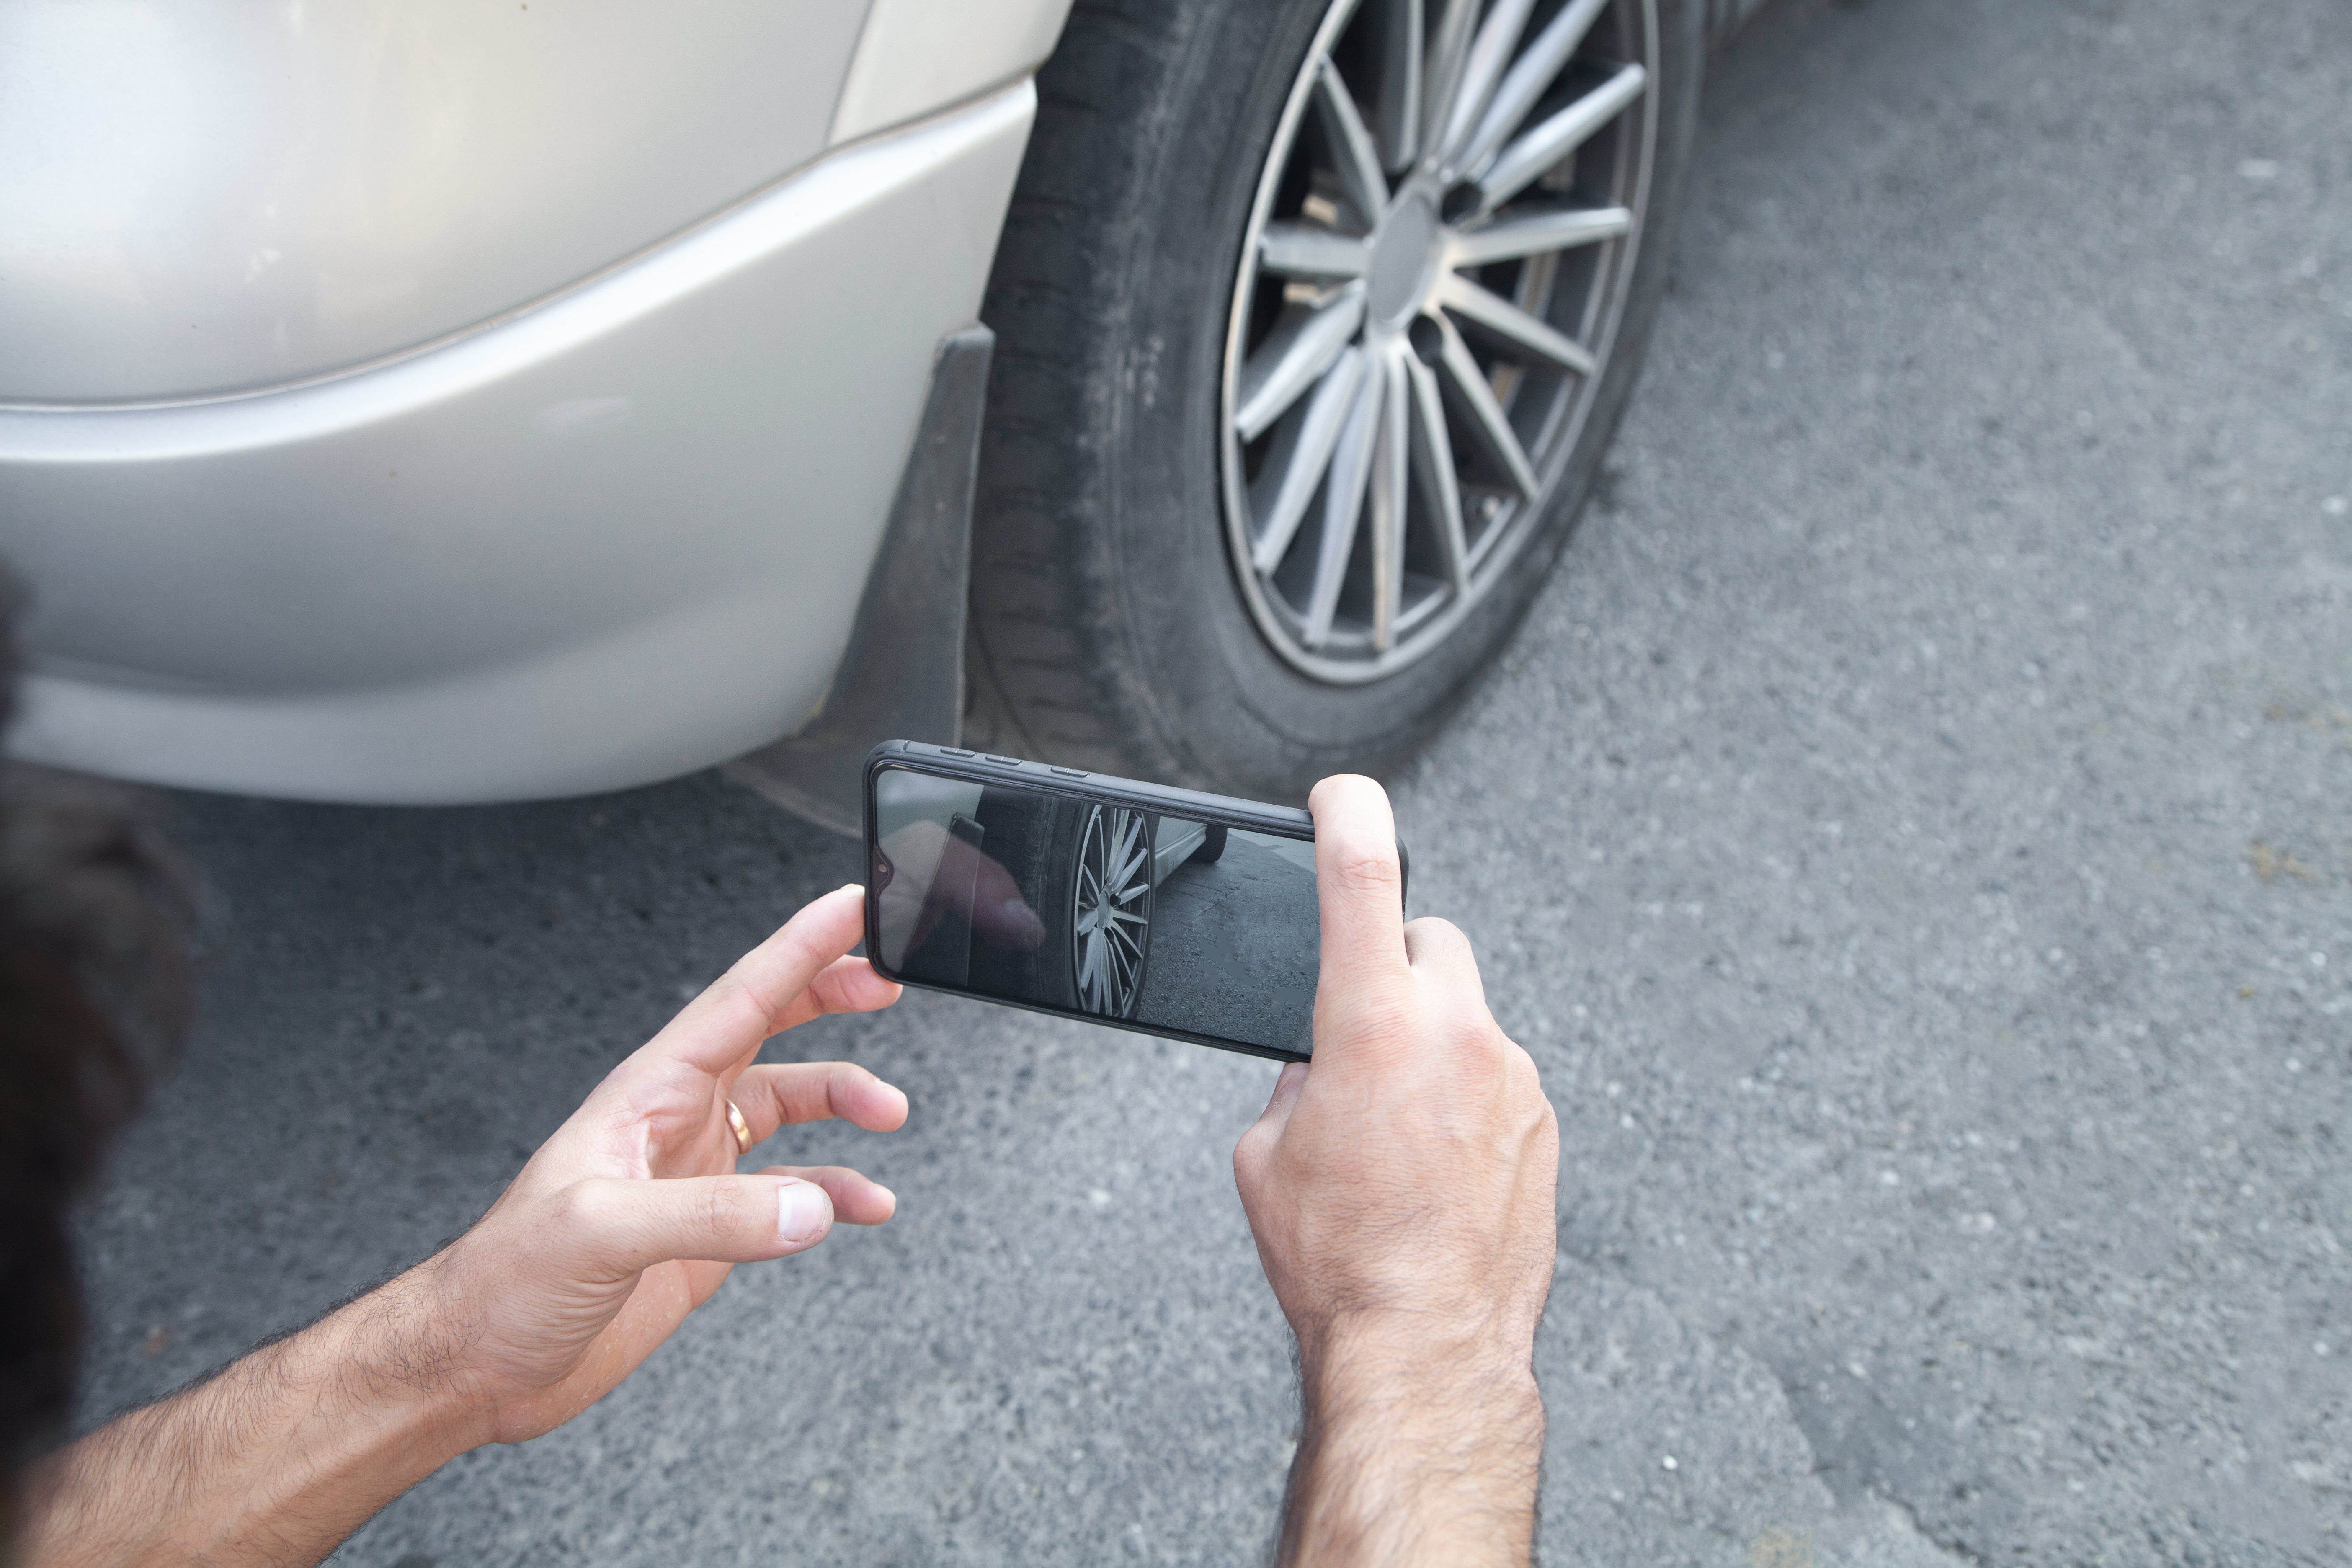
xmin=1070 ymin=805 xmax=1153 ymax=1016
xmin=1221 ymin=0 xmax=1660 ymax=683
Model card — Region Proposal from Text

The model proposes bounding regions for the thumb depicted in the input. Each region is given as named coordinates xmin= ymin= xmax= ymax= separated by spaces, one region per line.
xmin=554 ymin=1174 xmax=835 ymax=1281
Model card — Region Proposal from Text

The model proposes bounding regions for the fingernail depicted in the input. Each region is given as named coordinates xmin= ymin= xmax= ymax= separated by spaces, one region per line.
xmin=840 ymin=882 xmax=864 ymax=896
xmin=777 ymin=1180 xmax=829 ymax=1243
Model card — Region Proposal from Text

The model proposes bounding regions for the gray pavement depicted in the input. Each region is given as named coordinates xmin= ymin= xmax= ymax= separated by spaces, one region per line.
xmin=69 ymin=0 xmax=2352 ymax=1562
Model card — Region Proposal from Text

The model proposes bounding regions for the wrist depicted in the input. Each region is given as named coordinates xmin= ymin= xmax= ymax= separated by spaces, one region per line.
xmin=1281 ymin=1312 xmax=1544 ymax=1567
xmin=297 ymin=1256 xmax=499 ymax=1468
xmin=1297 ymin=1306 xmax=1540 ymax=1409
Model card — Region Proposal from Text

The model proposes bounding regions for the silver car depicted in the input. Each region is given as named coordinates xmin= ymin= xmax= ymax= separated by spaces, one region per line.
xmin=0 ymin=0 xmax=1769 ymax=829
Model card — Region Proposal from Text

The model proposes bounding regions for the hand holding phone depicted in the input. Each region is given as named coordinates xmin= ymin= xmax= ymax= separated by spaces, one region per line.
xmin=867 ymin=753 xmax=1552 ymax=1558
xmin=1234 ymin=776 xmax=1558 ymax=1566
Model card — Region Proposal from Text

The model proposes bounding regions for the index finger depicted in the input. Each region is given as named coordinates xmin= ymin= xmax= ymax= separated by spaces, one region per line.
xmin=1308 ymin=774 xmax=1409 ymax=1006
xmin=649 ymin=885 xmax=884 ymax=1073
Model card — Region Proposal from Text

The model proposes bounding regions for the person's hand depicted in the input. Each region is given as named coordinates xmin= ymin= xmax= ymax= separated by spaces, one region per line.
xmin=421 ymin=882 xmax=908 ymax=1444
xmin=18 ymin=885 xmax=909 ymax=1568
xmin=1233 ymin=776 xmax=1558 ymax=1355
xmin=1233 ymin=776 xmax=1558 ymax=1566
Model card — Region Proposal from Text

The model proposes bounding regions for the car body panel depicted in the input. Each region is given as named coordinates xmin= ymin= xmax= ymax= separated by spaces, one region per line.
xmin=0 ymin=84 xmax=1037 ymax=803
xmin=1151 ymin=817 xmax=1209 ymax=885
xmin=0 ymin=1 xmax=878 ymax=403
xmin=831 ymin=0 xmax=1076 ymax=146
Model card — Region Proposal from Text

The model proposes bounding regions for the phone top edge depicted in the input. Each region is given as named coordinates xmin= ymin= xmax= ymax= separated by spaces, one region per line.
xmin=864 ymin=738 xmax=1315 ymax=837
xmin=864 ymin=738 xmax=1410 ymax=910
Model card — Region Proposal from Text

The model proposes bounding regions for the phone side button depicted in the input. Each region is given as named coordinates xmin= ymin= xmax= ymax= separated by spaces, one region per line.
xmin=939 ymin=747 xmax=976 ymax=757
xmin=1050 ymin=766 xmax=1088 ymax=778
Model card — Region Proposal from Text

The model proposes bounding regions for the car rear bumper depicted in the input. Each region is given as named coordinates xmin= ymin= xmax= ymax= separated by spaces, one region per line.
xmin=0 ymin=83 xmax=1034 ymax=804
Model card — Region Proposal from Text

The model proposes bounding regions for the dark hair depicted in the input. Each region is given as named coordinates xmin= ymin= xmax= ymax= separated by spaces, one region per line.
xmin=0 ymin=579 xmax=194 ymax=1496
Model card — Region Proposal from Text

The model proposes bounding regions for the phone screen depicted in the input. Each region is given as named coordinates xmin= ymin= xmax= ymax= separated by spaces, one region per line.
xmin=870 ymin=766 xmax=1318 ymax=1056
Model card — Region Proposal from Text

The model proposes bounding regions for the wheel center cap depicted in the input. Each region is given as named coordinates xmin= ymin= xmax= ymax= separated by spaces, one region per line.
xmin=1367 ymin=194 xmax=1440 ymax=327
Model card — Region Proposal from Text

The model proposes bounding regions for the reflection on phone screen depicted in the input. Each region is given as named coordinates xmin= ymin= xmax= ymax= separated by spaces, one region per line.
xmin=873 ymin=769 xmax=1317 ymax=1056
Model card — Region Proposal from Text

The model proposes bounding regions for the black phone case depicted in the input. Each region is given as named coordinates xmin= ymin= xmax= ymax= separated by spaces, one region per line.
xmin=861 ymin=739 xmax=1408 ymax=1064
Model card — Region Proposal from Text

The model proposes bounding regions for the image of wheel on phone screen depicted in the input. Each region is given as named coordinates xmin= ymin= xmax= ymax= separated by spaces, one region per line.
xmin=967 ymin=793 xmax=1247 ymax=1019
xmin=967 ymin=792 xmax=1157 ymax=1018
xmin=1068 ymin=804 xmax=1156 ymax=1017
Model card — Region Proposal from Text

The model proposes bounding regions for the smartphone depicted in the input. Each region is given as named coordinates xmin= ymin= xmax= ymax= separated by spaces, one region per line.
xmin=862 ymin=740 xmax=1406 ymax=1063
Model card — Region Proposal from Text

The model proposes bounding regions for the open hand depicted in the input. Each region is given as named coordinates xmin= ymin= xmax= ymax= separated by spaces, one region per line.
xmin=15 ymin=884 xmax=910 ymax=1566
xmin=423 ymin=882 xmax=906 ymax=1444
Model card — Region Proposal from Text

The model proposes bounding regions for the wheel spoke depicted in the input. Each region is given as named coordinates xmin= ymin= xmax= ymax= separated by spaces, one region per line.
xmin=1261 ymin=221 xmax=1371 ymax=279
xmin=1109 ymin=814 xmax=1149 ymax=891
xmin=1456 ymin=0 xmax=1609 ymax=178
xmin=1437 ymin=271 xmax=1597 ymax=374
xmin=1369 ymin=345 xmax=1411 ymax=651
xmin=1419 ymin=0 xmax=1483 ymax=167
xmin=1237 ymin=283 xmax=1367 ymax=441
xmin=1313 ymin=57 xmax=1390 ymax=227
xmin=1404 ymin=356 xmax=1470 ymax=593
xmin=1078 ymin=806 xmax=1147 ymax=1012
xmin=1430 ymin=310 xmax=1537 ymax=498
xmin=1302 ymin=351 xmax=1386 ymax=647
xmin=1475 ymin=60 xmax=1647 ymax=216
xmin=1251 ymin=348 xmax=1369 ymax=573
xmin=1432 ymin=0 xmax=1538 ymax=175
xmin=1448 ymin=203 xmax=1631 ymax=267
xmin=1374 ymin=0 xmax=1422 ymax=170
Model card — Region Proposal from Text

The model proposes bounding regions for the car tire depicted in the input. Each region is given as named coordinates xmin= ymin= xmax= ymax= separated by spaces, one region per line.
xmin=1193 ymin=823 xmax=1229 ymax=865
xmin=968 ymin=0 xmax=1706 ymax=801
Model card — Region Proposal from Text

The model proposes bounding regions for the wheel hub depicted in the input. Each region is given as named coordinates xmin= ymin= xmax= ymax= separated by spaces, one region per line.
xmin=1367 ymin=190 xmax=1441 ymax=328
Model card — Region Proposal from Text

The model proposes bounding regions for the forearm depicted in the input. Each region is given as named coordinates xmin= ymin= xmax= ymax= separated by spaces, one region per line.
xmin=1277 ymin=1321 xmax=1545 ymax=1568
xmin=18 ymin=1262 xmax=483 ymax=1568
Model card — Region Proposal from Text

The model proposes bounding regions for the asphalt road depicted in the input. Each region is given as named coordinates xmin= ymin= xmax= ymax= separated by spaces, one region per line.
xmin=69 ymin=0 xmax=2351 ymax=1563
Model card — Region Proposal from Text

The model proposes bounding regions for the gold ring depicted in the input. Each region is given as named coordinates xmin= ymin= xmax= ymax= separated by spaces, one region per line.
xmin=725 ymin=1099 xmax=754 ymax=1156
